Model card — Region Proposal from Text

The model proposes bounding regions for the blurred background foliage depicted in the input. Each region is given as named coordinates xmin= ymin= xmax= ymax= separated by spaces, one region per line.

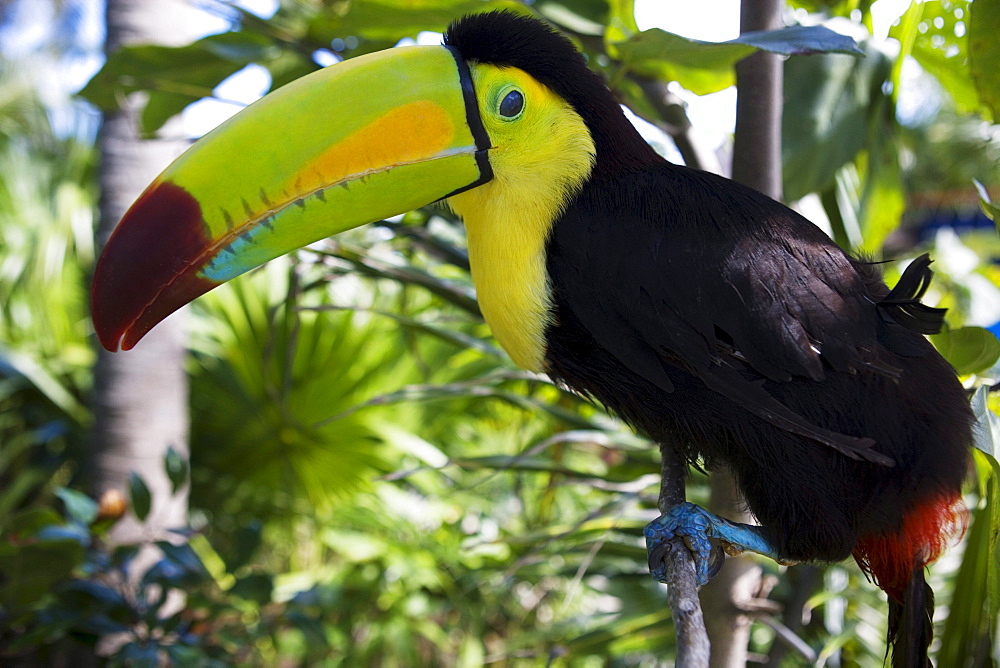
xmin=1 ymin=0 xmax=999 ymax=665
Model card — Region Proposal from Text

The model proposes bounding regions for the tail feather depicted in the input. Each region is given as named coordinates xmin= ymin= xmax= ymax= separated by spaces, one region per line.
xmin=853 ymin=494 xmax=966 ymax=667
xmin=877 ymin=253 xmax=947 ymax=335
xmin=886 ymin=568 xmax=934 ymax=668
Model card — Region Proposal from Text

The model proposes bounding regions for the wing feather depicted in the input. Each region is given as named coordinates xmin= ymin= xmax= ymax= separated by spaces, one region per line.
xmin=547 ymin=164 xmax=895 ymax=465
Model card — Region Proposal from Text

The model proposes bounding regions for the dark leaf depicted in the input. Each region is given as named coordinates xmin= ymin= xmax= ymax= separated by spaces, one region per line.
xmin=129 ymin=472 xmax=152 ymax=522
xmin=230 ymin=572 xmax=273 ymax=604
xmin=36 ymin=523 xmax=90 ymax=545
xmin=0 ymin=539 xmax=84 ymax=613
xmin=164 ymin=446 xmax=187 ymax=495
xmin=156 ymin=541 xmax=210 ymax=579
xmin=60 ymin=579 xmax=130 ymax=608
xmin=119 ymin=640 xmax=163 ymax=668
xmin=223 ymin=520 xmax=263 ymax=572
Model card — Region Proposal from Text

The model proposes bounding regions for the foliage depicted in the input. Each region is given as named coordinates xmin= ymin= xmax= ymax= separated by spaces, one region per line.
xmin=2 ymin=0 xmax=1000 ymax=665
xmin=0 ymin=53 xmax=95 ymax=549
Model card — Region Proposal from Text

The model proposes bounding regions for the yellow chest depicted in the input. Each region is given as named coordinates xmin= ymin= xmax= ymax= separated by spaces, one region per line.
xmin=445 ymin=65 xmax=596 ymax=370
xmin=464 ymin=208 xmax=553 ymax=371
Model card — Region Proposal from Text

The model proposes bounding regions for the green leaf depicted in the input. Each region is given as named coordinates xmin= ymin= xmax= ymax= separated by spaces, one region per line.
xmin=973 ymin=179 xmax=1000 ymax=224
xmin=930 ymin=326 xmax=1000 ymax=376
xmin=230 ymin=572 xmax=274 ymax=604
xmin=164 ymin=446 xmax=187 ymax=495
xmin=782 ymin=41 xmax=892 ymax=201
xmin=537 ymin=1 xmax=606 ymax=35
xmin=129 ymin=472 xmax=152 ymax=522
xmin=971 ymin=386 xmax=1000 ymax=461
xmin=0 ymin=345 xmax=88 ymax=423
xmin=613 ymin=24 xmax=862 ymax=96
xmin=895 ymin=0 xmax=981 ymax=114
xmin=967 ymin=0 xmax=999 ymax=120
xmin=605 ymin=0 xmax=638 ymax=47
xmin=80 ymin=32 xmax=274 ymax=133
xmin=940 ymin=440 xmax=999 ymax=665
xmin=1 ymin=508 xmax=63 ymax=537
xmin=222 ymin=521 xmax=263 ymax=572
xmin=156 ymin=540 xmax=211 ymax=578
xmin=538 ymin=0 xmax=610 ymax=29
xmin=55 ymin=487 xmax=98 ymax=526
xmin=0 ymin=538 xmax=85 ymax=614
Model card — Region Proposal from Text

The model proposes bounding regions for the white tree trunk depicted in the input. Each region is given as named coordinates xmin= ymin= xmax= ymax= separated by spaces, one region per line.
xmin=91 ymin=0 xmax=200 ymax=563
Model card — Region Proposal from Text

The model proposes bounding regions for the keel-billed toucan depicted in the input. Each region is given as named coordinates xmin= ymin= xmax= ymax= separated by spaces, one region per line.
xmin=92 ymin=12 xmax=971 ymax=665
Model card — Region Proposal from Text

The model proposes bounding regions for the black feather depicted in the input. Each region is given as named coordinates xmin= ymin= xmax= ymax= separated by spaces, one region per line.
xmin=878 ymin=253 xmax=948 ymax=335
xmin=887 ymin=568 xmax=934 ymax=668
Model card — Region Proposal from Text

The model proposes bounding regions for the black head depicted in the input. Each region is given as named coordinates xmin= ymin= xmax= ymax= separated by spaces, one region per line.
xmin=444 ymin=11 xmax=659 ymax=176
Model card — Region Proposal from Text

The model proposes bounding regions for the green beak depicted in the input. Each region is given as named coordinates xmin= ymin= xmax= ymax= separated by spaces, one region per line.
xmin=92 ymin=45 xmax=491 ymax=351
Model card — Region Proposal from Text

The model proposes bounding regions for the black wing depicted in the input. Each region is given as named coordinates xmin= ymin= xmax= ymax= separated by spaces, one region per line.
xmin=547 ymin=164 xmax=904 ymax=465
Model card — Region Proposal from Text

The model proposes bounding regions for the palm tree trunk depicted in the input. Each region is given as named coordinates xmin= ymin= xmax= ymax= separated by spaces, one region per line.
xmin=90 ymin=0 xmax=198 ymax=569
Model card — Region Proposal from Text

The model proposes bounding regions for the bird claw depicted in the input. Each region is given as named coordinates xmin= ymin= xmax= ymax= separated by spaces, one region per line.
xmin=644 ymin=502 xmax=717 ymax=586
xmin=644 ymin=502 xmax=781 ymax=587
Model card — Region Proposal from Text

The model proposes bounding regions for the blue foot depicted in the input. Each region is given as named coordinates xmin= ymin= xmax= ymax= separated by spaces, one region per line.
xmin=644 ymin=502 xmax=783 ymax=586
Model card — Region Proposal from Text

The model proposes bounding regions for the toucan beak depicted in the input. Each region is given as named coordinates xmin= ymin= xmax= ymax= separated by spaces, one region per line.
xmin=92 ymin=45 xmax=491 ymax=352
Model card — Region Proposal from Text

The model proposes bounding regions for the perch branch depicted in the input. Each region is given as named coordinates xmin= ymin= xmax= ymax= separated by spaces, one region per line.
xmin=656 ymin=443 xmax=710 ymax=667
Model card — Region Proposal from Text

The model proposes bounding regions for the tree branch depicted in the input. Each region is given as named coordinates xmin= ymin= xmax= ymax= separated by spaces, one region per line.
xmin=657 ymin=443 xmax=711 ymax=667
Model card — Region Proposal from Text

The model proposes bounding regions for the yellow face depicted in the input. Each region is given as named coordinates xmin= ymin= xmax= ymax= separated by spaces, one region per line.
xmin=448 ymin=64 xmax=595 ymax=372
xmin=454 ymin=64 xmax=596 ymax=216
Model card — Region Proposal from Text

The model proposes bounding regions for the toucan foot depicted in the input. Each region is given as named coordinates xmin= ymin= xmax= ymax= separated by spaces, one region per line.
xmin=644 ymin=502 xmax=781 ymax=586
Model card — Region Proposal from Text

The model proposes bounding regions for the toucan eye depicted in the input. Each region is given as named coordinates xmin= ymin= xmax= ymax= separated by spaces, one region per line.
xmin=498 ymin=89 xmax=524 ymax=118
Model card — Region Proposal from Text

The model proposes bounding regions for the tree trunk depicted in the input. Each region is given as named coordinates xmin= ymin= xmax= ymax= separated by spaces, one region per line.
xmin=700 ymin=2 xmax=785 ymax=666
xmin=90 ymin=0 xmax=199 ymax=571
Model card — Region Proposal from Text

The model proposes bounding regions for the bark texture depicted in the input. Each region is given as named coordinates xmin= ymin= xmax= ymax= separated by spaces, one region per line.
xmin=91 ymin=0 xmax=199 ymax=558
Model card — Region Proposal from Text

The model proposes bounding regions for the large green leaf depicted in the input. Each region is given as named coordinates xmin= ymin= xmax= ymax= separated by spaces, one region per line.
xmin=940 ymin=389 xmax=1000 ymax=665
xmin=974 ymin=179 xmax=1000 ymax=225
xmin=969 ymin=0 xmax=1000 ymax=120
xmin=930 ymin=326 xmax=1000 ymax=376
xmin=890 ymin=0 xmax=981 ymax=114
xmin=613 ymin=24 xmax=862 ymax=96
xmin=80 ymin=32 xmax=274 ymax=133
xmin=782 ymin=41 xmax=892 ymax=201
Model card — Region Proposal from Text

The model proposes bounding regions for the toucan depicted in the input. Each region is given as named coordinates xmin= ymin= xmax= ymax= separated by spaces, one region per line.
xmin=91 ymin=11 xmax=972 ymax=665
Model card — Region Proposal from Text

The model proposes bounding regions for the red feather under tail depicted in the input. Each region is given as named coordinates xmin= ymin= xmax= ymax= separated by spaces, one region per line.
xmin=853 ymin=494 xmax=967 ymax=668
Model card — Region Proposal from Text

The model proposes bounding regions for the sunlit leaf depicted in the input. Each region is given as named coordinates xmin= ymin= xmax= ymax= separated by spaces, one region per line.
xmin=782 ymin=42 xmax=892 ymax=201
xmin=968 ymin=0 xmax=999 ymax=120
xmin=973 ymin=179 xmax=1000 ymax=224
xmin=613 ymin=24 xmax=861 ymax=95
xmin=930 ymin=326 xmax=1000 ymax=376
xmin=80 ymin=32 xmax=274 ymax=133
